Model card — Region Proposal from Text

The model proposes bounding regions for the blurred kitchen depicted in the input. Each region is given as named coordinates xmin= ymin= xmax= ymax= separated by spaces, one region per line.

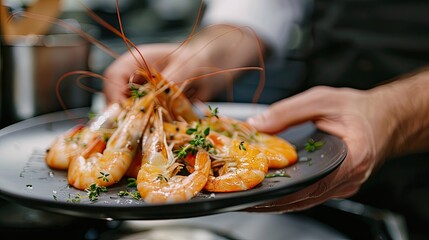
xmin=0 ymin=0 xmax=202 ymax=128
xmin=0 ymin=0 xmax=311 ymax=128
xmin=0 ymin=0 xmax=425 ymax=240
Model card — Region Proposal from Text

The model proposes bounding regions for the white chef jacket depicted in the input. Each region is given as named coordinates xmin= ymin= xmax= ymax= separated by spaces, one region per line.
xmin=201 ymin=0 xmax=309 ymax=57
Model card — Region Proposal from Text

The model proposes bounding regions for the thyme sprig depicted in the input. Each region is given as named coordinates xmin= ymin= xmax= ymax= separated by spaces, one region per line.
xmin=208 ymin=105 xmax=219 ymax=118
xmin=305 ymin=138 xmax=325 ymax=152
xmin=85 ymin=183 xmax=108 ymax=201
xmin=98 ymin=172 xmax=110 ymax=182
xmin=127 ymin=178 xmax=137 ymax=187
xmin=238 ymin=141 xmax=247 ymax=151
xmin=66 ymin=193 xmax=83 ymax=203
xmin=174 ymin=125 xmax=214 ymax=159
xmin=118 ymin=190 xmax=141 ymax=200
xmin=66 ymin=183 xmax=108 ymax=203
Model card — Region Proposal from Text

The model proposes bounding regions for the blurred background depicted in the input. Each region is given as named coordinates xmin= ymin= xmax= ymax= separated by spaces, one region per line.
xmin=0 ymin=0 xmax=312 ymax=127
xmin=0 ymin=0 xmax=426 ymax=239
xmin=0 ymin=0 xmax=204 ymax=127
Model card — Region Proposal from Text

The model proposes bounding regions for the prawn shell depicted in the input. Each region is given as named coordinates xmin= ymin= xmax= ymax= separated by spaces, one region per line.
xmin=204 ymin=140 xmax=268 ymax=192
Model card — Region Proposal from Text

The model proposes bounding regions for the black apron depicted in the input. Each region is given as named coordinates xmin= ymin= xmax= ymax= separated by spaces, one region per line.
xmin=305 ymin=0 xmax=429 ymax=89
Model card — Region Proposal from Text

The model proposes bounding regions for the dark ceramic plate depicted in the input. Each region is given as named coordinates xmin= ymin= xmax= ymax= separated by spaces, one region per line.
xmin=0 ymin=104 xmax=346 ymax=220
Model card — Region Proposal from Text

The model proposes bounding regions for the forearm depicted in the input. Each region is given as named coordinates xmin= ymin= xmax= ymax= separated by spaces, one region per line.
xmin=368 ymin=69 xmax=429 ymax=159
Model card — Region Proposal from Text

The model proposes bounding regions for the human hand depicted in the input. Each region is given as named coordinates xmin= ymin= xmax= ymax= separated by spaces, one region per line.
xmin=103 ymin=24 xmax=264 ymax=104
xmin=245 ymin=86 xmax=395 ymax=212
xmin=103 ymin=43 xmax=178 ymax=104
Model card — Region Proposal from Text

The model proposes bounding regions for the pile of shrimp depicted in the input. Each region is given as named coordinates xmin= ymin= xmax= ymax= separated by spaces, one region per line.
xmin=20 ymin=0 xmax=300 ymax=204
xmin=45 ymin=69 xmax=297 ymax=204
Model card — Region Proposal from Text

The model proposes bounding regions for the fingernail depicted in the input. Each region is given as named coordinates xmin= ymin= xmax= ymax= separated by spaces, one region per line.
xmin=247 ymin=114 xmax=264 ymax=127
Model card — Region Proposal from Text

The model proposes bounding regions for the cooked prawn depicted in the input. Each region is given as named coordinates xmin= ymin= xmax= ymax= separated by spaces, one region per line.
xmin=45 ymin=102 xmax=124 ymax=170
xmin=201 ymin=112 xmax=296 ymax=169
xmin=67 ymin=92 xmax=155 ymax=189
xmin=136 ymin=108 xmax=210 ymax=203
xmin=253 ymin=133 xmax=298 ymax=169
xmin=204 ymin=133 xmax=268 ymax=192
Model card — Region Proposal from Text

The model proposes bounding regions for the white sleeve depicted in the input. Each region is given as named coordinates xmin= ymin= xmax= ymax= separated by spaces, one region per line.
xmin=201 ymin=0 xmax=307 ymax=57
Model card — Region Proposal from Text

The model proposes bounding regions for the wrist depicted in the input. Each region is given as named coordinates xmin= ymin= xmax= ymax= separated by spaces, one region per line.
xmin=368 ymin=71 xmax=429 ymax=159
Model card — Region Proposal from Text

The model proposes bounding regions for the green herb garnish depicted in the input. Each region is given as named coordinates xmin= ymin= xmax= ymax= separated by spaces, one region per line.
xmin=127 ymin=178 xmax=137 ymax=188
xmin=265 ymin=170 xmax=290 ymax=178
xmin=238 ymin=141 xmax=247 ymax=151
xmin=66 ymin=193 xmax=82 ymax=203
xmin=175 ymin=126 xmax=214 ymax=159
xmin=186 ymin=127 xmax=198 ymax=135
xmin=98 ymin=172 xmax=110 ymax=182
xmin=118 ymin=190 xmax=141 ymax=200
xmin=208 ymin=105 xmax=219 ymax=118
xmin=305 ymin=138 xmax=325 ymax=152
xmin=85 ymin=183 xmax=108 ymax=201
xmin=130 ymin=85 xmax=147 ymax=98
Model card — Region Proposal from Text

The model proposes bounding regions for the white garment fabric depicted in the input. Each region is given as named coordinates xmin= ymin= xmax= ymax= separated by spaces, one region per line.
xmin=202 ymin=0 xmax=307 ymax=57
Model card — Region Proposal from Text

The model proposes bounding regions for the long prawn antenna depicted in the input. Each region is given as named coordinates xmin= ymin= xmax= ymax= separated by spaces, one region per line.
xmin=151 ymin=0 xmax=206 ymax=70
xmin=114 ymin=0 xmax=152 ymax=80
xmin=79 ymin=1 xmax=153 ymax=80
xmin=55 ymin=70 xmax=110 ymax=119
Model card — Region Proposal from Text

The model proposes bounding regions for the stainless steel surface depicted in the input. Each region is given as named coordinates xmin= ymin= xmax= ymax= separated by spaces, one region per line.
xmin=1 ymin=32 xmax=92 ymax=124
